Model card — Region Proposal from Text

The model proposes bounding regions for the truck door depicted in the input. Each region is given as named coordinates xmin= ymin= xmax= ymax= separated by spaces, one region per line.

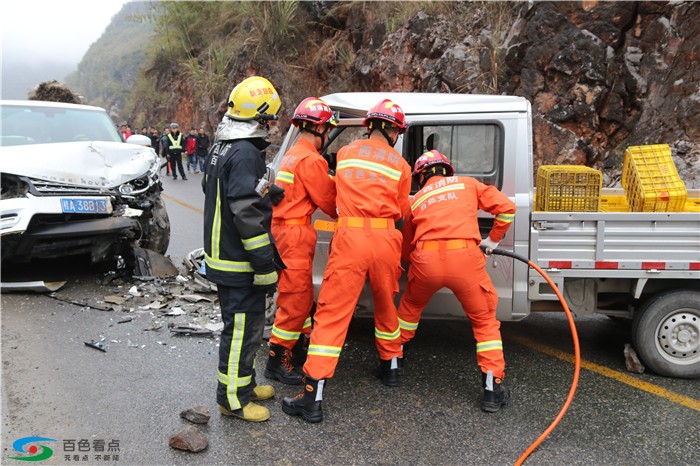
xmin=400 ymin=120 xmax=516 ymax=321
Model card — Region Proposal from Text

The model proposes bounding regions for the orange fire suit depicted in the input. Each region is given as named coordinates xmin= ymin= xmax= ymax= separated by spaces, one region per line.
xmin=398 ymin=175 xmax=516 ymax=379
xmin=270 ymin=137 xmax=337 ymax=350
xmin=303 ymin=137 xmax=412 ymax=380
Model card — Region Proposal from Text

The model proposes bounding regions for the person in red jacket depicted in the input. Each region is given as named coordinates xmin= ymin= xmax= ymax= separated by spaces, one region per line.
xmin=265 ymin=97 xmax=338 ymax=385
xmin=398 ymin=149 xmax=516 ymax=412
xmin=282 ymin=99 xmax=412 ymax=423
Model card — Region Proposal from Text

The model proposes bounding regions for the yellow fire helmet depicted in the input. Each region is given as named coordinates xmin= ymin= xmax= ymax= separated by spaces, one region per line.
xmin=226 ymin=76 xmax=281 ymax=122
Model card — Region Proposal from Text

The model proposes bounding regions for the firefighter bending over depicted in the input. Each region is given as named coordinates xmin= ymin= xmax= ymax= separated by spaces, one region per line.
xmin=398 ymin=150 xmax=516 ymax=412
xmin=202 ymin=76 xmax=284 ymax=422
xmin=282 ymin=99 xmax=412 ymax=423
xmin=265 ymin=97 xmax=338 ymax=385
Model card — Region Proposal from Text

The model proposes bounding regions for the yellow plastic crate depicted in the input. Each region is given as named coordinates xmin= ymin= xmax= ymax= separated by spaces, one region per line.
xmin=622 ymin=144 xmax=687 ymax=212
xmin=599 ymin=195 xmax=630 ymax=212
xmin=535 ymin=165 xmax=602 ymax=212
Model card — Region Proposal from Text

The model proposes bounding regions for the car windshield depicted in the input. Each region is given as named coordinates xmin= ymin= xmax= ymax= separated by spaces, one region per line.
xmin=0 ymin=103 xmax=123 ymax=147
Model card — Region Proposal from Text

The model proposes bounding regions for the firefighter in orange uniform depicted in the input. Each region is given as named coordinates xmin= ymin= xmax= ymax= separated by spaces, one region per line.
xmin=398 ymin=150 xmax=516 ymax=412
xmin=265 ymin=97 xmax=338 ymax=385
xmin=282 ymin=99 xmax=412 ymax=423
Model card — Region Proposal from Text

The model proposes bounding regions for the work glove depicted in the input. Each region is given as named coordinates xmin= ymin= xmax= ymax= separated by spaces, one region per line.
xmin=253 ymin=270 xmax=278 ymax=297
xmin=479 ymin=237 xmax=499 ymax=255
xmin=269 ymin=184 xmax=285 ymax=206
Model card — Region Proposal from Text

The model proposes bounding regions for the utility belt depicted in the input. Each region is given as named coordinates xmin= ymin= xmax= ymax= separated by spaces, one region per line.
xmin=272 ymin=216 xmax=311 ymax=226
xmin=337 ymin=217 xmax=394 ymax=229
xmin=416 ymin=239 xmax=478 ymax=251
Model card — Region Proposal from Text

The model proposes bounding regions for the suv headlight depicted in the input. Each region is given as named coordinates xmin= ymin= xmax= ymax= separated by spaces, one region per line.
xmin=1 ymin=174 xmax=30 ymax=200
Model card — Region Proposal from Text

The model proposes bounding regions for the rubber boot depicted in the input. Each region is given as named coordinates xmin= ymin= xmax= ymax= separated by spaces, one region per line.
xmin=397 ymin=344 xmax=406 ymax=376
xmin=218 ymin=402 xmax=270 ymax=422
xmin=265 ymin=344 xmax=303 ymax=385
xmin=377 ymin=356 xmax=400 ymax=387
xmin=250 ymin=385 xmax=275 ymax=401
xmin=290 ymin=334 xmax=310 ymax=370
xmin=281 ymin=375 xmax=324 ymax=423
xmin=481 ymin=370 xmax=511 ymax=413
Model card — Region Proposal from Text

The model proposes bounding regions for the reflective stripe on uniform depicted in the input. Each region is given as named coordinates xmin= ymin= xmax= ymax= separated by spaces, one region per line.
xmin=204 ymin=254 xmax=253 ymax=273
xmin=212 ymin=183 xmax=222 ymax=261
xmin=398 ymin=317 xmax=419 ymax=331
xmin=218 ymin=371 xmax=251 ymax=388
xmin=496 ymin=213 xmax=515 ymax=223
xmin=375 ymin=327 xmax=401 ymax=341
xmin=271 ymin=325 xmax=301 ymax=341
xmin=476 ymin=340 xmax=503 ymax=353
xmin=308 ymin=344 xmax=342 ymax=358
xmin=226 ymin=313 xmax=247 ymax=410
xmin=337 ymin=159 xmax=402 ymax=181
xmin=411 ymin=183 xmax=466 ymax=211
xmin=277 ymin=171 xmax=294 ymax=184
xmin=242 ymin=233 xmax=271 ymax=251
xmin=303 ymin=317 xmax=312 ymax=329
xmin=167 ymin=133 xmax=183 ymax=149
xmin=253 ymin=271 xmax=277 ymax=285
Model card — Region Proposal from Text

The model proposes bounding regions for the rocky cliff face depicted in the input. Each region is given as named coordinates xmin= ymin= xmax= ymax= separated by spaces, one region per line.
xmin=347 ymin=1 xmax=698 ymax=187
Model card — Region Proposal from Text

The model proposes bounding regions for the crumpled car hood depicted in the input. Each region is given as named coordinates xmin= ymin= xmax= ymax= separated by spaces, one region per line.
xmin=2 ymin=141 xmax=157 ymax=188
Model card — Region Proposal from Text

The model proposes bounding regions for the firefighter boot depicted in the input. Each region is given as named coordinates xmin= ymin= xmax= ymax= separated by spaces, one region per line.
xmin=290 ymin=334 xmax=310 ymax=370
xmin=281 ymin=375 xmax=325 ymax=423
xmin=481 ymin=370 xmax=511 ymax=413
xmin=218 ymin=402 xmax=270 ymax=422
xmin=265 ymin=344 xmax=303 ymax=385
xmin=377 ymin=357 xmax=400 ymax=387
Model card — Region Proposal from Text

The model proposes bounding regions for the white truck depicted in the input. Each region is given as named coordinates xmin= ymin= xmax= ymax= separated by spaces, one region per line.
xmin=270 ymin=92 xmax=700 ymax=379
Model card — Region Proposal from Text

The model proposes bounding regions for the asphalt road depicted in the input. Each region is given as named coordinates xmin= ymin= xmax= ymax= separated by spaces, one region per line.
xmin=2 ymin=171 xmax=699 ymax=465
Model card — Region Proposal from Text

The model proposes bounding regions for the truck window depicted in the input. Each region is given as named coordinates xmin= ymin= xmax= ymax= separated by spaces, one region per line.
xmin=408 ymin=123 xmax=503 ymax=191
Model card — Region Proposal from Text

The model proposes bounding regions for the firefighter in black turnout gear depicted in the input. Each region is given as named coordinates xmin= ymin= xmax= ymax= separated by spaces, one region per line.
xmin=202 ymin=76 xmax=284 ymax=422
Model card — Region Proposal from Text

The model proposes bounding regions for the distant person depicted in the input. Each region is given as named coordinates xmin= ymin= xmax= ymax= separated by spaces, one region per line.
xmin=195 ymin=127 xmax=210 ymax=174
xmin=119 ymin=123 xmax=132 ymax=142
xmin=150 ymin=128 xmax=161 ymax=156
xmin=185 ymin=127 xmax=198 ymax=173
xmin=164 ymin=122 xmax=187 ymax=180
xmin=140 ymin=126 xmax=149 ymax=136
xmin=160 ymin=127 xmax=171 ymax=176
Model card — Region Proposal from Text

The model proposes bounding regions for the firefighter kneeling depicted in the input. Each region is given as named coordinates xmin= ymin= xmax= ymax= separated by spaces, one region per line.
xmin=398 ymin=150 xmax=516 ymax=412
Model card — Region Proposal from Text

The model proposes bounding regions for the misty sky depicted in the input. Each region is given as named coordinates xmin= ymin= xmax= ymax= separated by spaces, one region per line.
xmin=1 ymin=0 xmax=130 ymax=99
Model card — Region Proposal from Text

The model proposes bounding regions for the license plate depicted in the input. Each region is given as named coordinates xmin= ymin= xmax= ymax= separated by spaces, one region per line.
xmin=60 ymin=198 xmax=111 ymax=214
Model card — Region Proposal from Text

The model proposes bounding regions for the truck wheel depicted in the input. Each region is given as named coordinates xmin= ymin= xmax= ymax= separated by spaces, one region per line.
xmin=139 ymin=196 xmax=171 ymax=254
xmin=632 ymin=290 xmax=700 ymax=378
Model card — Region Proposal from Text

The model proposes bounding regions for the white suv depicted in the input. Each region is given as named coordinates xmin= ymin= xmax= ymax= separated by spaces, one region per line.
xmin=1 ymin=100 xmax=170 ymax=266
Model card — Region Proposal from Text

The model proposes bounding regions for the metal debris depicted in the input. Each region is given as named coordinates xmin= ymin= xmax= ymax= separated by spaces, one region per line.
xmin=170 ymin=326 xmax=214 ymax=337
xmin=84 ymin=338 xmax=106 ymax=352
xmin=1 ymin=280 xmax=67 ymax=293
xmin=117 ymin=317 xmax=133 ymax=324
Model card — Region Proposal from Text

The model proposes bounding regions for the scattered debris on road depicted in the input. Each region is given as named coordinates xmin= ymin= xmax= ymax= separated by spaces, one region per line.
xmin=624 ymin=343 xmax=645 ymax=374
xmin=84 ymin=338 xmax=107 ymax=353
xmin=1 ymin=281 xmax=67 ymax=293
xmin=169 ymin=425 xmax=208 ymax=452
xmin=180 ymin=406 xmax=211 ymax=424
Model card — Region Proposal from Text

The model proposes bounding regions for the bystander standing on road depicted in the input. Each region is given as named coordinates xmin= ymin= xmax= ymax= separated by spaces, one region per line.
xmin=195 ymin=127 xmax=210 ymax=174
xmin=164 ymin=122 xmax=187 ymax=180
